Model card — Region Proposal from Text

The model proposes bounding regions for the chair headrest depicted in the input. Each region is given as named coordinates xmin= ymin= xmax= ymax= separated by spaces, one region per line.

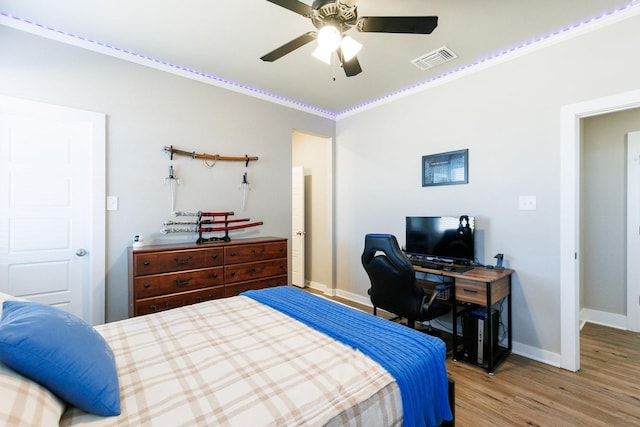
xmin=362 ymin=233 xmax=413 ymax=273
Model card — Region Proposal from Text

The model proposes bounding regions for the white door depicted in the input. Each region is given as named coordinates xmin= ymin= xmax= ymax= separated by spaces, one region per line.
xmin=0 ymin=96 xmax=105 ymax=325
xmin=291 ymin=166 xmax=305 ymax=287
xmin=627 ymin=131 xmax=640 ymax=332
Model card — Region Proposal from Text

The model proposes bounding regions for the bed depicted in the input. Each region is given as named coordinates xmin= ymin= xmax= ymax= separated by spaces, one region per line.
xmin=0 ymin=286 xmax=453 ymax=427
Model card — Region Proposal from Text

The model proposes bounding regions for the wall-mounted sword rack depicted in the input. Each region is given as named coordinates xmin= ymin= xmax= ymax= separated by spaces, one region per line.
xmin=163 ymin=145 xmax=258 ymax=167
xmin=161 ymin=211 xmax=263 ymax=243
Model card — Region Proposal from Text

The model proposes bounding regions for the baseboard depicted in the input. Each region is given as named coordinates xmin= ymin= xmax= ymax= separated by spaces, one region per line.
xmin=580 ymin=308 xmax=627 ymax=330
xmin=511 ymin=341 xmax=562 ymax=367
xmin=305 ymin=281 xmax=335 ymax=296
xmin=334 ymin=288 xmax=372 ymax=307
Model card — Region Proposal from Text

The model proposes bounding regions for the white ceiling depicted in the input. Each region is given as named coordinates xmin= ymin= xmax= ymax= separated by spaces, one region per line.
xmin=0 ymin=0 xmax=634 ymax=115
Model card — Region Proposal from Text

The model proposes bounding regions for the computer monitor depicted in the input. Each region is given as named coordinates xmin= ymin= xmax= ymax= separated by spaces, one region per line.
xmin=405 ymin=216 xmax=475 ymax=264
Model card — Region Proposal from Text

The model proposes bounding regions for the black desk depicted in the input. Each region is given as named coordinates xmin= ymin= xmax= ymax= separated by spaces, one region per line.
xmin=414 ymin=264 xmax=514 ymax=374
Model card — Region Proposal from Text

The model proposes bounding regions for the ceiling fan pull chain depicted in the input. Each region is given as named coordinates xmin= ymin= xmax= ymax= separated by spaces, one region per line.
xmin=332 ymin=51 xmax=337 ymax=81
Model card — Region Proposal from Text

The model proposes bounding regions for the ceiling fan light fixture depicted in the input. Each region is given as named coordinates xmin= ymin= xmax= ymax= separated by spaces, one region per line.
xmin=340 ymin=36 xmax=362 ymax=62
xmin=316 ymin=25 xmax=341 ymax=51
xmin=312 ymin=45 xmax=334 ymax=64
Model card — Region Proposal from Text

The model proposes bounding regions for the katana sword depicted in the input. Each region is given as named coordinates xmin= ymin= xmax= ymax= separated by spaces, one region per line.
xmin=171 ymin=210 xmax=235 ymax=217
xmin=240 ymin=172 xmax=250 ymax=211
xmin=163 ymin=218 xmax=251 ymax=226
xmin=165 ymin=164 xmax=180 ymax=212
xmin=161 ymin=221 xmax=264 ymax=234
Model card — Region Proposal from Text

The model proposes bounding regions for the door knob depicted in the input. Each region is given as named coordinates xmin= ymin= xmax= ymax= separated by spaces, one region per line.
xmin=75 ymin=248 xmax=87 ymax=257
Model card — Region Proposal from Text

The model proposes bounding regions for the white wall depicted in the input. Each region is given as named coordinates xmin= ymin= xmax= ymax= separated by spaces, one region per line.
xmin=334 ymin=12 xmax=640 ymax=361
xmin=0 ymin=26 xmax=335 ymax=321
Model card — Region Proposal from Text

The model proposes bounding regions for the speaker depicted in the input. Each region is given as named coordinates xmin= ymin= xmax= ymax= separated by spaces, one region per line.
xmin=462 ymin=308 xmax=499 ymax=365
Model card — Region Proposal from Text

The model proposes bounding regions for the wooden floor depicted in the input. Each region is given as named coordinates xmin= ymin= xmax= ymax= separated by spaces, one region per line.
xmin=310 ymin=291 xmax=640 ymax=426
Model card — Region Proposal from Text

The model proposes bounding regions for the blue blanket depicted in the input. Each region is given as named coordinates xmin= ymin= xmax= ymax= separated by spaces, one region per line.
xmin=243 ymin=286 xmax=453 ymax=427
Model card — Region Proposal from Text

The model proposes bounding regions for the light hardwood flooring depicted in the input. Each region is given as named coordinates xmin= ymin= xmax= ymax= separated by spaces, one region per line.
xmin=308 ymin=290 xmax=640 ymax=426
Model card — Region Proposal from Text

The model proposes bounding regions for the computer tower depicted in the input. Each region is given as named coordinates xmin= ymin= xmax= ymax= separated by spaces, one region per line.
xmin=462 ymin=308 xmax=499 ymax=365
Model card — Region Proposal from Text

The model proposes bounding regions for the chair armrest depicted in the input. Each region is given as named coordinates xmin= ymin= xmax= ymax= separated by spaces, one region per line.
xmin=434 ymin=283 xmax=452 ymax=292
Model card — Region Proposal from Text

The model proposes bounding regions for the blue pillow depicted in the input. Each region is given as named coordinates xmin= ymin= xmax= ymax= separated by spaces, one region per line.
xmin=0 ymin=301 xmax=120 ymax=416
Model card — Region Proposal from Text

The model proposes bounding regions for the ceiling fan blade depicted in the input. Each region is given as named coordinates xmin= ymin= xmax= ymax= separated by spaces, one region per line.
xmin=337 ymin=49 xmax=362 ymax=77
xmin=356 ymin=16 xmax=438 ymax=34
xmin=265 ymin=0 xmax=313 ymax=17
xmin=261 ymin=32 xmax=317 ymax=62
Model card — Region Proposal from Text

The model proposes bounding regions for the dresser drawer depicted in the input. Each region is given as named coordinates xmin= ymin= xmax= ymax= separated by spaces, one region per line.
xmin=134 ymin=286 xmax=225 ymax=316
xmin=225 ymin=258 xmax=287 ymax=283
xmin=225 ymin=275 xmax=288 ymax=297
xmin=134 ymin=267 xmax=224 ymax=299
xmin=224 ymin=241 xmax=287 ymax=264
xmin=134 ymin=250 xmax=206 ymax=275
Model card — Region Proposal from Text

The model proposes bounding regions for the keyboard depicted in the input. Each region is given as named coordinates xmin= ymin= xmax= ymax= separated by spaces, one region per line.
xmin=411 ymin=260 xmax=444 ymax=270
xmin=411 ymin=260 xmax=474 ymax=273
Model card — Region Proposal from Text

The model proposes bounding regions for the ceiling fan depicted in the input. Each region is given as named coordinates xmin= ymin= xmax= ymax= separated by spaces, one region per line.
xmin=260 ymin=0 xmax=438 ymax=77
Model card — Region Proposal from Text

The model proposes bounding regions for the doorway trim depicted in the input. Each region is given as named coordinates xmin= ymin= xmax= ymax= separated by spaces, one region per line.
xmin=560 ymin=88 xmax=640 ymax=371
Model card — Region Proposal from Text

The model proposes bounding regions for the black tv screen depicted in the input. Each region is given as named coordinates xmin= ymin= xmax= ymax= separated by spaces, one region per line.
xmin=405 ymin=216 xmax=475 ymax=264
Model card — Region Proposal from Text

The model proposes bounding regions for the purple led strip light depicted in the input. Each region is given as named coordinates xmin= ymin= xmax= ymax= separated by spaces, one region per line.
xmin=0 ymin=11 xmax=337 ymax=117
xmin=338 ymin=2 xmax=636 ymax=116
xmin=1 ymin=2 xmax=636 ymax=118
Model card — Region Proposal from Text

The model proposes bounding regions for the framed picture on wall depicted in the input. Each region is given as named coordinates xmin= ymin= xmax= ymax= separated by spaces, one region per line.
xmin=422 ymin=149 xmax=468 ymax=187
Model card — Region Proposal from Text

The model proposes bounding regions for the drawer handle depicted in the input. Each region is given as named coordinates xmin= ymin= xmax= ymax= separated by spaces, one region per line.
xmin=211 ymin=253 xmax=218 ymax=259
xmin=175 ymin=277 xmax=193 ymax=287
xmin=231 ymin=271 xmax=236 ymax=276
xmin=144 ymin=283 xmax=151 ymax=288
xmin=230 ymin=252 xmax=236 ymax=256
xmin=196 ymin=295 xmax=214 ymax=303
xmin=463 ymin=289 xmax=478 ymax=294
xmin=150 ymin=304 xmax=156 ymax=311
xmin=174 ymin=256 xmax=192 ymax=265
xmin=143 ymin=261 xmax=150 ymax=266
xmin=210 ymin=272 xmax=218 ymax=278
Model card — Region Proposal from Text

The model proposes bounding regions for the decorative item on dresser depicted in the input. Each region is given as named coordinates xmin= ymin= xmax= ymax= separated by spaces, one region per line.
xmin=128 ymin=236 xmax=287 ymax=317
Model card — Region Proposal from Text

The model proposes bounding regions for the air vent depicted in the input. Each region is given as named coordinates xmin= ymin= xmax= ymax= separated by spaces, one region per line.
xmin=411 ymin=46 xmax=457 ymax=71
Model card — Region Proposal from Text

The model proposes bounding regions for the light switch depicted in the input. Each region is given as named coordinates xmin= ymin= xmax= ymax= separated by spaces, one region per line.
xmin=107 ymin=196 xmax=118 ymax=211
xmin=519 ymin=195 xmax=536 ymax=210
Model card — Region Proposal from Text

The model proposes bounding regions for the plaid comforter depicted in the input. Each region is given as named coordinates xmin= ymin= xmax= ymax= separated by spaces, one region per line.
xmin=60 ymin=294 xmax=401 ymax=426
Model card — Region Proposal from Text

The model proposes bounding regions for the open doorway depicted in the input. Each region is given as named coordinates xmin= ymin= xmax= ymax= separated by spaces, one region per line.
xmin=581 ymin=112 xmax=640 ymax=330
xmin=292 ymin=130 xmax=334 ymax=294
xmin=560 ymin=89 xmax=640 ymax=371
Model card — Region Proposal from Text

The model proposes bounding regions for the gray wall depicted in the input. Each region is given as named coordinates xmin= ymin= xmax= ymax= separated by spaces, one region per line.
xmin=334 ymin=12 xmax=640 ymax=360
xmin=3 ymin=10 xmax=640 ymax=362
xmin=582 ymin=109 xmax=640 ymax=316
xmin=0 ymin=26 xmax=335 ymax=322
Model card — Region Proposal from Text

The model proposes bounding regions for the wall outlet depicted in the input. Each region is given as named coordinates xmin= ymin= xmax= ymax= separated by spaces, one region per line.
xmin=519 ymin=195 xmax=537 ymax=210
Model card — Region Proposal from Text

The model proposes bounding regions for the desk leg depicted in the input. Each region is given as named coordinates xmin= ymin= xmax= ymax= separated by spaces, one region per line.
xmin=451 ymin=281 xmax=457 ymax=360
xmin=507 ymin=275 xmax=512 ymax=354
xmin=486 ymin=281 xmax=495 ymax=374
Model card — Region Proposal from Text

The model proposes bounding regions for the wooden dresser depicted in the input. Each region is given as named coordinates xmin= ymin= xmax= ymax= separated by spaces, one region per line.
xmin=128 ymin=237 xmax=288 ymax=317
